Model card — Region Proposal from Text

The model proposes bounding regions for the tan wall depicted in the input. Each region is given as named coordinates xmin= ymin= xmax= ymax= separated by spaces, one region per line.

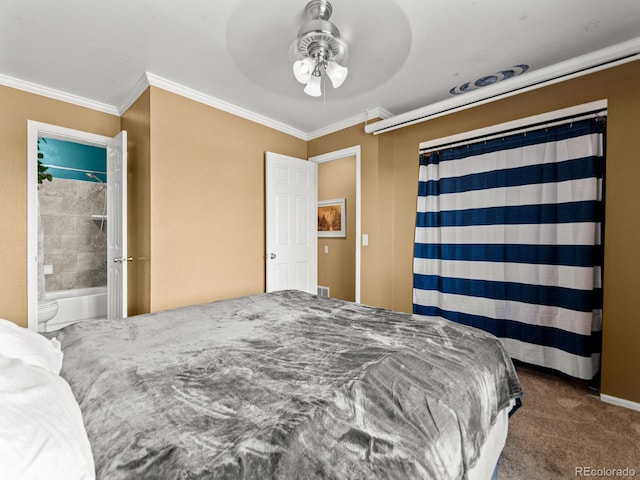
xmin=121 ymin=88 xmax=151 ymax=316
xmin=317 ymin=156 xmax=356 ymax=301
xmin=376 ymin=133 xmax=396 ymax=309
xmin=147 ymin=87 xmax=307 ymax=312
xmin=0 ymin=85 xmax=120 ymax=327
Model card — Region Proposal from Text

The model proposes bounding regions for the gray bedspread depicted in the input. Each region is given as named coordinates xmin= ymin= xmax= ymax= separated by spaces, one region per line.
xmin=56 ymin=290 xmax=521 ymax=480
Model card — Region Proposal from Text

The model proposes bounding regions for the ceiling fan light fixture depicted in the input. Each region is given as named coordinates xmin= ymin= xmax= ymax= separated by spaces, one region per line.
xmin=304 ymin=73 xmax=323 ymax=97
xmin=293 ymin=0 xmax=348 ymax=97
xmin=325 ymin=60 xmax=348 ymax=88
xmin=293 ymin=58 xmax=314 ymax=84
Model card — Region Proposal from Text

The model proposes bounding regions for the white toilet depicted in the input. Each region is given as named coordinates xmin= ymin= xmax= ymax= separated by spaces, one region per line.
xmin=38 ymin=299 xmax=59 ymax=331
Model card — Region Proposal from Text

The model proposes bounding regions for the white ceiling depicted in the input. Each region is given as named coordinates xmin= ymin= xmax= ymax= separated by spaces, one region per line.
xmin=2 ymin=0 xmax=639 ymax=138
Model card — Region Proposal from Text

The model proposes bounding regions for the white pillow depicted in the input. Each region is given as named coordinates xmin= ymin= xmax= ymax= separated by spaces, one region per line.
xmin=0 ymin=354 xmax=95 ymax=480
xmin=0 ymin=318 xmax=63 ymax=375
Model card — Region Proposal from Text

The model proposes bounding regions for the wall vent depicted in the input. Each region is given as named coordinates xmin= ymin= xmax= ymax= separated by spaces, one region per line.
xmin=317 ymin=286 xmax=330 ymax=298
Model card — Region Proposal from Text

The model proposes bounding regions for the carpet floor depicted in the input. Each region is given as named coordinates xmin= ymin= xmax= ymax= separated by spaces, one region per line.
xmin=499 ymin=364 xmax=640 ymax=479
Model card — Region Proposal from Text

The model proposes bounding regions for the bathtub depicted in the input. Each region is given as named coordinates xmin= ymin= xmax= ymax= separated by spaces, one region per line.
xmin=44 ymin=286 xmax=107 ymax=332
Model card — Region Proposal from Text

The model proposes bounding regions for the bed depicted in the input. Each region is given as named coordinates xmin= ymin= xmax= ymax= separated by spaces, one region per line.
xmin=2 ymin=290 xmax=522 ymax=479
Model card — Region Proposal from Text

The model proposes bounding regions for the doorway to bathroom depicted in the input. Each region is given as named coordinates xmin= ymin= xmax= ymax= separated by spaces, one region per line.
xmin=38 ymin=137 xmax=107 ymax=332
xmin=27 ymin=121 xmax=128 ymax=332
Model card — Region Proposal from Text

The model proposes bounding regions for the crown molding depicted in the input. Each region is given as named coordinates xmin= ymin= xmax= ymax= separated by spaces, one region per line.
xmin=0 ymin=72 xmax=119 ymax=116
xmin=366 ymin=35 xmax=640 ymax=135
xmin=0 ymin=70 xmax=312 ymax=140
xmin=143 ymin=73 xmax=309 ymax=140
xmin=306 ymin=107 xmax=392 ymax=140
xmin=117 ymin=73 xmax=152 ymax=115
xmin=119 ymin=72 xmax=391 ymax=141
xmin=2 ymin=66 xmax=386 ymax=140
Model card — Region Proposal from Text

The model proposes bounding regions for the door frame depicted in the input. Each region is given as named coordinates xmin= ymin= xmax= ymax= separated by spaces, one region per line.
xmin=309 ymin=145 xmax=361 ymax=303
xmin=26 ymin=120 xmax=113 ymax=331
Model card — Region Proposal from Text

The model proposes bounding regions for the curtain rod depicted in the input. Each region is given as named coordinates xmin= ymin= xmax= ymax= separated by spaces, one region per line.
xmin=420 ymin=108 xmax=607 ymax=154
xmin=418 ymin=100 xmax=607 ymax=152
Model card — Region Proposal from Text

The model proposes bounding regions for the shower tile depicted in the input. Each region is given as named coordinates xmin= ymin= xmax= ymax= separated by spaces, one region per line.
xmin=45 ymin=214 xmax=78 ymax=235
xmin=93 ymin=220 xmax=107 ymax=236
xmin=77 ymin=252 xmax=95 ymax=271
xmin=76 ymin=234 xmax=94 ymax=253
xmin=45 ymin=276 xmax=61 ymax=293
xmin=76 ymin=217 xmax=91 ymax=236
xmin=43 ymin=234 xmax=62 ymax=254
xmin=59 ymin=271 xmax=80 ymax=290
xmin=40 ymin=177 xmax=108 ymax=297
xmin=95 ymin=256 xmax=107 ymax=271
xmin=46 ymin=252 xmax=77 ymax=273
xmin=75 ymin=270 xmax=95 ymax=289
xmin=78 ymin=252 xmax=105 ymax=271
xmin=91 ymin=194 xmax=106 ymax=214
xmin=74 ymin=196 xmax=94 ymax=215
xmin=61 ymin=234 xmax=82 ymax=252
xmin=92 ymin=269 xmax=107 ymax=287
xmin=91 ymin=233 xmax=107 ymax=251
xmin=41 ymin=215 xmax=65 ymax=235
xmin=39 ymin=196 xmax=65 ymax=215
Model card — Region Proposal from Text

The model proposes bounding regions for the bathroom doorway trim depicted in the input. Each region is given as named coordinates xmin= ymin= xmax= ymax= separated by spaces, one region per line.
xmin=27 ymin=121 xmax=113 ymax=331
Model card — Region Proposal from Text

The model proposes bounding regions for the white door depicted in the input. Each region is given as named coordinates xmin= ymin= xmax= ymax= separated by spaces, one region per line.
xmin=265 ymin=152 xmax=317 ymax=294
xmin=106 ymin=131 xmax=128 ymax=320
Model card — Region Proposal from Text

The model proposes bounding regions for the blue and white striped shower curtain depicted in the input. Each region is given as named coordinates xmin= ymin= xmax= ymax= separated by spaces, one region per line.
xmin=413 ymin=118 xmax=605 ymax=380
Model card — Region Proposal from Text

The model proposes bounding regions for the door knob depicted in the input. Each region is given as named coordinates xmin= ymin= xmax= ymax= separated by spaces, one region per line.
xmin=270 ymin=253 xmax=276 ymax=260
xmin=113 ymin=256 xmax=133 ymax=263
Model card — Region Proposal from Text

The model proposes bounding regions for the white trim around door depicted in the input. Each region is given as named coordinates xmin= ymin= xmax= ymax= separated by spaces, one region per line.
xmin=309 ymin=145 xmax=361 ymax=304
xmin=27 ymin=121 xmax=113 ymax=331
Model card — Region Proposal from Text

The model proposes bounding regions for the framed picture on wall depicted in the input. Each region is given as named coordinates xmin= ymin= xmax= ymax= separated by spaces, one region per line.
xmin=318 ymin=198 xmax=346 ymax=238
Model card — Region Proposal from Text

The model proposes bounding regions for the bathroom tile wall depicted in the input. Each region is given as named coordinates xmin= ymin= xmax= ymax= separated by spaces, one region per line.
xmin=39 ymin=178 xmax=107 ymax=292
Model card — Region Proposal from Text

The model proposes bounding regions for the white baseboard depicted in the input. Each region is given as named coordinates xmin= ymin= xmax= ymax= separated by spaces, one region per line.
xmin=600 ymin=394 xmax=640 ymax=412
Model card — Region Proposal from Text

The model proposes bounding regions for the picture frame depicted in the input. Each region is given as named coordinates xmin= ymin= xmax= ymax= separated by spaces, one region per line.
xmin=318 ymin=198 xmax=346 ymax=238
